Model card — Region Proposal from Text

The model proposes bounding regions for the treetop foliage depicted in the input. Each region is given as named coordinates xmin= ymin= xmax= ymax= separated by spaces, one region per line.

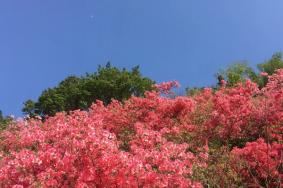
xmin=214 ymin=52 xmax=283 ymax=89
xmin=185 ymin=52 xmax=283 ymax=96
xmin=216 ymin=62 xmax=258 ymax=87
xmin=257 ymin=52 xmax=283 ymax=75
xmin=0 ymin=110 xmax=13 ymax=131
xmin=22 ymin=63 xmax=155 ymax=117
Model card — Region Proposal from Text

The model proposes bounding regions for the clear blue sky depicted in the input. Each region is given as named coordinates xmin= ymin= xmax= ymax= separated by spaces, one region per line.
xmin=1 ymin=0 xmax=283 ymax=116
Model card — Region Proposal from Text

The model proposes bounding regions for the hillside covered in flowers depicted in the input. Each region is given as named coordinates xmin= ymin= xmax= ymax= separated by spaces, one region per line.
xmin=0 ymin=70 xmax=283 ymax=187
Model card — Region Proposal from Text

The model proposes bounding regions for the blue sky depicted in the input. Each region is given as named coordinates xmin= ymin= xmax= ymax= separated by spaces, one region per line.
xmin=1 ymin=0 xmax=283 ymax=116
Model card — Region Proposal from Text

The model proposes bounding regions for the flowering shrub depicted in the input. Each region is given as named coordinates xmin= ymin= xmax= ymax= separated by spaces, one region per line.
xmin=1 ymin=71 xmax=283 ymax=187
xmin=232 ymin=138 xmax=283 ymax=187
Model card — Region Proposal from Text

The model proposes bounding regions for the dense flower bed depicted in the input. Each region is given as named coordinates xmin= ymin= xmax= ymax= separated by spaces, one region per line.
xmin=0 ymin=71 xmax=283 ymax=187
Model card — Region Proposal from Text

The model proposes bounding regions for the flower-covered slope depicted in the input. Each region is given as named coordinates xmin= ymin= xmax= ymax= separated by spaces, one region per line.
xmin=1 ymin=71 xmax=283 ymax=187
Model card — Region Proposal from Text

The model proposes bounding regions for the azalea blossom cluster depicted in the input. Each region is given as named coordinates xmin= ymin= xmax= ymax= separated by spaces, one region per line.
xmin=232 ymin=138 xmax=283 ymax=187
xmin=1 ymin=71 xmax=283 ymax=187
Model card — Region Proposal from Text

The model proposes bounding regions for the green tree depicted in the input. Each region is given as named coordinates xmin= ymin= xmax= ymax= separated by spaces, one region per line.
xmin=0 ymin=110 xmax=12 ymax=130
xmin=23 ymin=64 xmax=155 ymax=117
xmin=217 ymin=53 xmax=283 ymax=88
xmin=0 ymin=110 xmax=3 ymax=122
xmin=214 ymin=53 xmax=283 ymax=89
xmin=22 ymin=100 xmax=38 ymax=118
xmin=257 ymin=52 xmax=283 ymax=75
xmin=257 ymin=52 xmax=283 ymax=87
xmin=216 ymin=63 xmax=258 ymax=87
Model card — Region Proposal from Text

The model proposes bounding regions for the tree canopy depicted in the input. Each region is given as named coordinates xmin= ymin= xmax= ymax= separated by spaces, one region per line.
xmin=216 ymin=63 xmax=258 ymax=87
xmin=22 ymin=63 xmax=155 ymax=117
xmin=0 ymin=110 xmax=12 ymax=130
xmin=257 ymin=52 xmax=283 ymax=75
xmin=215 ymin=52 xmax=283 ymax=88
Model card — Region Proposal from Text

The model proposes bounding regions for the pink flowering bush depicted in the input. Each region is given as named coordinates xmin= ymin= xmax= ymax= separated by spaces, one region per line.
xmin=1 ymin=71 xmax=283 ymax=187
xmin=232 ymin=138 xmax=283 ymax=187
